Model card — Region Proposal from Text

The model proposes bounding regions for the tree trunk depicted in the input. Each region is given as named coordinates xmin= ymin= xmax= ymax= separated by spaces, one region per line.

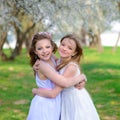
xmin=0 ymin=32 xmax=7 ymax=50
xmin=112 ymin=32 xmax=120 ymax=52
xmin=10 ymin=22 xmax=36 ymax=59
xmin=0 ymin=32 xmax=8 ymax=61
xmin=96 ymin=31 xmax=103 ymax=52
xmin=24 ymin=23 xmax=36 ymax=52
xmin=80 ymin=28 xmax=87 ymax=46
xmin=10 ymin=28 xmax=24 ymax=60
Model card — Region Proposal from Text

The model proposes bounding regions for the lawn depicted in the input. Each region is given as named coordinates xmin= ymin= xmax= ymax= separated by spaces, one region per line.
xmin=0 ymin=47 xmax=120 ymax=120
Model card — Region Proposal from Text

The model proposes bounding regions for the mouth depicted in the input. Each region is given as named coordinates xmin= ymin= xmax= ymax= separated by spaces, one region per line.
xmin=60 ymin=51 xmax=66 ymax=55
xmin=42 ymin=53 xmax=50 ymax=57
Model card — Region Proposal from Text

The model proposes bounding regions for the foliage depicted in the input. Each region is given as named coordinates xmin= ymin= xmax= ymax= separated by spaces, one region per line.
xmin=0 ymin=0 xmax=120 ymax=60
xmin=0 ymin=0 xmax=119 ymax=33
xmin=15 ymin=0 xmax=120 ymax=34
xmin=0 ymin=47 xmax=120 ymax=120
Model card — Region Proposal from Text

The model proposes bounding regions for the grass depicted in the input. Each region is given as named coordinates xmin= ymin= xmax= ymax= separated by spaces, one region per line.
xmin=0 ymin=47 xmax=120 ymax=120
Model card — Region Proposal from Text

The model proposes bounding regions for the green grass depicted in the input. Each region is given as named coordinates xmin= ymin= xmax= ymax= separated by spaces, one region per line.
xmin=0 ymin=47 xmax=120 ymax=120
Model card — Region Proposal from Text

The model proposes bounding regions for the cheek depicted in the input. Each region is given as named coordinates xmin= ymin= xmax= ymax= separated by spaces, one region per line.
xmin=67 ymin=51 xmax=74 ymax=56
xmin=35 ymin=51 xmax=40 ymax=56
xmin=59 ymin=45 xmax=63 ymax=50
xmin=50 ymin=47 xmax=53 ymax=52
xmin=35 ymin=49 xmax=42 ymax=55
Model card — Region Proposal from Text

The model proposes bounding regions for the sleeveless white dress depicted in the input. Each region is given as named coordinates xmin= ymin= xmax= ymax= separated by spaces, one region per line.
xmin=27 ymin=58 xmax=61 ymax=120
xmin=60 ymin=62 xmax=100 ymax=120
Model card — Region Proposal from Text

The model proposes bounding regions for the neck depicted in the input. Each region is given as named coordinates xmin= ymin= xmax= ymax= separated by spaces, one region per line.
xmin=60 ymin=57 xmax=70 ymax=62
xmin=46 ymin=57 xmax=55 ymax=68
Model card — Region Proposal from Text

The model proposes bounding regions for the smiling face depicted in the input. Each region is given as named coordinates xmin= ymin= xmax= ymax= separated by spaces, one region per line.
xmin=34 ymin=39 xmax=53 ymax=61
xmin=58 ymin=38 xmax=76 ymax=60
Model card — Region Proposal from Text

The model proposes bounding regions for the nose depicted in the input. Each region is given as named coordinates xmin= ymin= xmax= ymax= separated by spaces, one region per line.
xmin=42 ymin=48 xmax=47 ymax=53
xmin=63 ymin=46 xmax=67 ymax=51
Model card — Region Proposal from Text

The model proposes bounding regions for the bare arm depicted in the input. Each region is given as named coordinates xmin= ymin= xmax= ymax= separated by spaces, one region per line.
xmin=38 ymin=60 xmax=85 ymax=87
xmin=32 ymin=62 xmax=84 ymax=98
xmin=32 ymin=86 xmax=63 ymax=98
xmin=74 ymin=74 xmax=87 ymax=89
xmin=32 ymin=62 xmax=86 ymax=98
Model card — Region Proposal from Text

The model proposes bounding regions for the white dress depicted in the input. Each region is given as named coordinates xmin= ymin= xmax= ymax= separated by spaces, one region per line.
xmin=60 ymin=62 xmax=100 ymax=120
xmin=27 ymin=58 xmax=61 ymax=120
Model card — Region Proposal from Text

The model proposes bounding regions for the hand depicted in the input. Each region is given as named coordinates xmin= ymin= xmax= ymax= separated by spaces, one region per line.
xmin=74 ymin=80 xmax=86 ymax=89
xmin=33 ymin=60 xmax=40 ymax=71
xmin=32 ymin=88 xmax=38 ymax=95
xmin=81 ymin=74 xmax=87 ymax=82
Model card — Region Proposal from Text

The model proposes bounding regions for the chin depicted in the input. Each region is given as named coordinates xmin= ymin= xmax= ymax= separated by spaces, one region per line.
xmin=60 ymin=54 xmax=67 ymax=58
xmin=44 ymin=57 xmax=51 ymax=61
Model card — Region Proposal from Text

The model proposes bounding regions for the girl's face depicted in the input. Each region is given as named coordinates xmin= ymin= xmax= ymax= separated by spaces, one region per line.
xmin=34 ymin=39 xmax=53 ymax=61
xmin=58 ymin=38 xmax=76 ymax=59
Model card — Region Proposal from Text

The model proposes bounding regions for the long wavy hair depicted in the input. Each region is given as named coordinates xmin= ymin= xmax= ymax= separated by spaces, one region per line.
xmin=29 ymin=32 xmax=57 ymax=66
xmin=57 ymin=34 xmax=83 ymax=71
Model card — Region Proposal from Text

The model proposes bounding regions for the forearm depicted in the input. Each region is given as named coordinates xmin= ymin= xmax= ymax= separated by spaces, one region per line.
xmin=37 ymin=61 xmax=75 ymax=87
xmin=32 ymin=87 xmax=62 ymax=98
xmin=64 ymin=75 xmax=83 ymax=87
xmin=36 ymin=61 xmax=84 ymax=87
xmin=41 ymin=69 xmax=83 ymax=88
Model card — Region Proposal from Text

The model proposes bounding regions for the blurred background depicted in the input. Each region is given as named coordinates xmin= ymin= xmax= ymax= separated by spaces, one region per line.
xmin=0 ymin=0 xmax=120 ymax=60
xmin=0 ymin=0 xmax=120 ymax=120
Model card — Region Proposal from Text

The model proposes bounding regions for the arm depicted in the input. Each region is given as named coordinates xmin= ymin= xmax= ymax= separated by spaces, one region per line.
xmin=32 ymin=86 xmax=63 ymax=98
xmin=33 ymin=54 xmax=58 ymax=71
xmin=74 ymin=74 xmax=87 ymax=89
xmin=38 ymin=71 xmax=87 ymax=97
xmin=32 ymin=63 xmax=84 ymax=98
xmin=33 ymin=59 xmax=40 ymax=71
xmin=38 ymin=60 xmax=85 ymax=87
xmin=74 ymin=80 xmax=86 ymax=89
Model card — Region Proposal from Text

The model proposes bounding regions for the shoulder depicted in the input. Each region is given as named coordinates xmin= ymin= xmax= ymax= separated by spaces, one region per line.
xmin=63 ymin=62 xmax=79 ymax=77
xmin=67 ymin=62 xmax=79 ymax=69
xmin=38 ymin=60 xmax=48 ymax=72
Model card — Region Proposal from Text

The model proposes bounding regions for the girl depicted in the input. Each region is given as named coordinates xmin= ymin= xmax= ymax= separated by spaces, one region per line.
xmin=33 ymin=34 xmax=100 ymax=120
xmin=26 ymin=32 xmax=85 ymax=120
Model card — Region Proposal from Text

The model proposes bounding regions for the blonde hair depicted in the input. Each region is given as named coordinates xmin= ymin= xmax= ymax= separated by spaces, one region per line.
xmin=57 ymin=34 xmax=83 ymax=70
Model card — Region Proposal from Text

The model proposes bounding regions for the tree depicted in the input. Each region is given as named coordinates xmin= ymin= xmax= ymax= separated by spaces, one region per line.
xmin=112 ymin=32 xmax=120 ymax=52
xmin=0 ymin=0 xmax=120 ymax=61
xmin=16 ymin=0 xmax=120 ymax=52
xmin=0 ymin=0 xmax=43 ymax=60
